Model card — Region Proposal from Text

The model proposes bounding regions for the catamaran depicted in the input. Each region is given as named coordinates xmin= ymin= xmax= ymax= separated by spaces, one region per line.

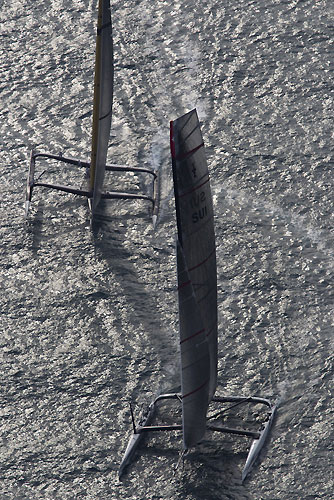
xmin=25 ymin=0 xmax=158 ymax=222
xmin=119 ymin=109 xmax=276 ymax=480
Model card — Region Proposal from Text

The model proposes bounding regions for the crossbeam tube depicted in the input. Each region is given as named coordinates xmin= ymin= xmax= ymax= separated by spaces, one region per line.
xmin=137 ymin=424 xmax=182 ymax=433
xmin=32 ymin=152 xmax=157 ymax=178
xmin=207 ymin=424 xmax=260 ymax=439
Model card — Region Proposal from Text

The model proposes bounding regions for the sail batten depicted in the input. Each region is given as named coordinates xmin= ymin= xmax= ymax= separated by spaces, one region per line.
xmin=182 ymin=379 xmax=210 ymax=399
xmin=180 ymin=328 xmax=205 ymax=345
xmin=188 ymin=248 xmax=215 ymax=271
xmin=173 ymin=142 xmax=204 ymax=162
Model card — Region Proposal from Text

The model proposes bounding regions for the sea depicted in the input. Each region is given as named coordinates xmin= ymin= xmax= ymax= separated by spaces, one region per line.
xmin=1 ymin=0 xmax=333 ymax=498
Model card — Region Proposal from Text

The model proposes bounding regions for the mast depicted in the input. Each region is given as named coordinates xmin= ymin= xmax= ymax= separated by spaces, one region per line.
xmin=90 ymin=0 xmax=114 ymax=211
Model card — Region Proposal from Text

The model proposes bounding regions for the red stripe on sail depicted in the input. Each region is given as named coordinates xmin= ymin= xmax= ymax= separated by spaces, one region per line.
xmin=182 ymin=378 xmax=209 ymax=399
xmin=188 ymin=248 xmax=215 ymax=272
xmin=175 ymin=142 xmax=204 ymax=161
xmin=180 ymin=328 xmax=205 ymax=344
xmin=178 ymin=177 xmax=209 ymax=198
xmin=178 ymin=279 xmax=191 ymax=290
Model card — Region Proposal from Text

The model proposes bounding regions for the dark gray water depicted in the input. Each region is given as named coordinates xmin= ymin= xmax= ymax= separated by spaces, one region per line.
xmin=1 ymin=0 xmax=333 ymax=498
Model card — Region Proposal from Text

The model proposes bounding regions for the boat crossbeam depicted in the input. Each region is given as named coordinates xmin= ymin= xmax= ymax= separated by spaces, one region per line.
xmin=32 ymin=152 xmax=90 ymax=169
xmin=212 ymin=395 xmax=272 ymax=408
xmin=207 ymin=424 xmax=260 ymax=439
xmin=137 ymin=424 xmax=182 ymax=433
xmin=153 ymin=393 xmax=182 ymax=404
xmin=25 ymin=149 xmax=159 ymax=221
xmin=101 ymin=191 xmax=155 ymax=206
xmin=31 ymin=152 xmax=158 ymax=179
xmin=34 ymin=182 xmax=91 ymax=197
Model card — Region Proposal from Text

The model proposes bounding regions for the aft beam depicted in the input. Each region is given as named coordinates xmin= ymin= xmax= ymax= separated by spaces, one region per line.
xmin=212 ymin=395 xmax=272 ymax=407
xmin=137 ymin=424 xmax=182 ymax=433
xmin=32 ymin=152 xmax=157 ymax=179
xmin=101 ymin=191 xmax=154 ymax=205
xmin=207 ymin=424 xmax=260 ymax=439
xmin=34 ymin=182 xmax=91 ymax=197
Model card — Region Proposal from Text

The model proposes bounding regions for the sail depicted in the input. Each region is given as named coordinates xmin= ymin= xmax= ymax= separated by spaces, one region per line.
xmin=171 ymin=109 xmax=218 ymax=405
xmin=177 ymin=241 xmax=211 ymax=448
xmin=90 ymin=0 xmax=114 ymax=212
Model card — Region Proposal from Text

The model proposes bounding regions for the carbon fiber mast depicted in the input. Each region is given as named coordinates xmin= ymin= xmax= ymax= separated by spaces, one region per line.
xmin=25 ymin=0 xmax=159 ymax=224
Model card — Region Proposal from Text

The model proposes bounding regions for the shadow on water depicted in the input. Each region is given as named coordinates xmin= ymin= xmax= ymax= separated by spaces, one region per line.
xmin=18 ymin=179 xmax=281 ymax=499
xmin=24 ymin=201 xmax=45 ymax=256
xmin=88 ymin=199 xmax=174 ymax=373
xmin=89 ymin=206 xmax=161 ymax=321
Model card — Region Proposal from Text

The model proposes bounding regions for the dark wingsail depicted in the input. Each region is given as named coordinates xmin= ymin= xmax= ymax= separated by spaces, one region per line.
xmin=171 ymin=109 xmax=218 ymax=447
xmin=176 ymin=240 xmax=210 ymax=448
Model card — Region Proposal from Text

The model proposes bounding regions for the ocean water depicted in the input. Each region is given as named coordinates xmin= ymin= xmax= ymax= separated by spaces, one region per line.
xmin=1 ymin=0 xmax=333 ymax=498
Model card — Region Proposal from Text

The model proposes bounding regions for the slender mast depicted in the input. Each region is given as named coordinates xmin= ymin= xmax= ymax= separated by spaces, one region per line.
xmin=90 ymin=0 xmax=103 ymax=191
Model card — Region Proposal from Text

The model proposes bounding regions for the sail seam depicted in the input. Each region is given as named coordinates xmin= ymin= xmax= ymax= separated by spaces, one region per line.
xmin=180 ymin=328 xmax=205 ymax=345
xmin=182 ymin=123 xmax=201 ymax=144
xmin=197 ymin=285 xmax=216 ymax=305
xmin=188 ymin=248 xmax=215 ymax=272
xmin=177 ymin=111 xmax=195 ymax=134
xmin=182 ymin=354 xmax=209 ymax=370
xmin=182 ymin=379 xmax=210 ymax=399
xmin=97 ymin=21 xmax=112 ymax=34
xmin=206 ymin=321 xmax=217 ymax=338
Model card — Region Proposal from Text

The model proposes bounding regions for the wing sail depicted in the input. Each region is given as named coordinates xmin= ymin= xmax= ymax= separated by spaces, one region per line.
xmin=171 ymin=109 xmax=218 ymax=402
xmin=90 ymin=0 xmax=114 ymax=212
xmin=177 ymin=241 xmax=211 ymax=448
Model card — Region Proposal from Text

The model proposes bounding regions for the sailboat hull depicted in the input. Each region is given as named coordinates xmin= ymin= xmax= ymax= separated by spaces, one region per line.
xmin=119 ymin=402 xmax=155 ymax=479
